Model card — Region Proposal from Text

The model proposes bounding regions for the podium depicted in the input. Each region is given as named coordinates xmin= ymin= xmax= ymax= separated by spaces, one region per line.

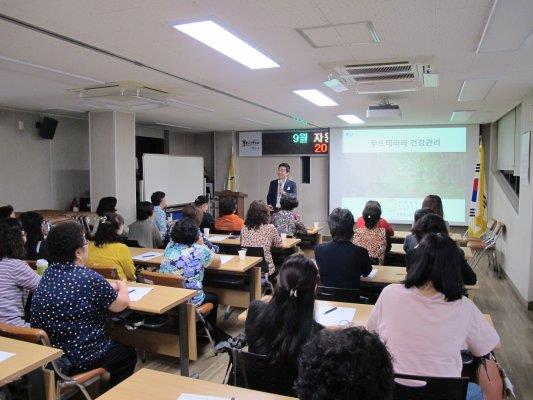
xmin=215 ymin=190 xmax=248 ymax=219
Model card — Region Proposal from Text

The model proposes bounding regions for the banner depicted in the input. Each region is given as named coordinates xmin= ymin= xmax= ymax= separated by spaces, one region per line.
xmin=467 ymin=141 xmax=487 ymax=238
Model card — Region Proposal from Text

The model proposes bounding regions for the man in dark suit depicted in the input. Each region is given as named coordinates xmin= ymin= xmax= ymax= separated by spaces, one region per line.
xmin=266 ymin=163 xmax=297 ymax=211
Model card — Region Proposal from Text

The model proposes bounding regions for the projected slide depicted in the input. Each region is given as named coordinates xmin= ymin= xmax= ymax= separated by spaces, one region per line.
xmin=329 ymin=126 xmax=478 ymax=225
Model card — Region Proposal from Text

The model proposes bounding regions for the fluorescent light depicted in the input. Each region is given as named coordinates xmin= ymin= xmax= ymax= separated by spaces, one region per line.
xmin=458 ymin=79 xmax=498 ymax=101
xmin=450 ymin=111 xmax=475 ymax=122
xmin=337 ymin=114 xmax=364 ymax=124
xmin=173 ymin=21 xmax=279 ymax=70
xmin=293 ymin=89 xmax=338 ymax=107
xmin=324 ymin=78 xmax=349 ymax=93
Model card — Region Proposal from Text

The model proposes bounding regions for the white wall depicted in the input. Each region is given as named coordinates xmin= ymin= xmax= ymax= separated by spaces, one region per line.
xmin=488 ymin=91 xmax=533 ymax=305
xmin=169 ymin=132 xmax=214 ymax=182
xmin=0 ymin=108 xmax=89 ymax=211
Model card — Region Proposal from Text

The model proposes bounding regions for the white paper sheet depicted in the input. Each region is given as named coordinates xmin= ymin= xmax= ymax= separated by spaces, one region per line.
xmin=177 ymin=394 xmax=231 ymax=400
xmin=219 ymin=255 xmax=234 ymax=264
xmin=132 ymin=252 xmax=163 ymax=261
xmin=315 ymin=305 xmax=356 ymax=327
xmin=0 ymin=351 xmax=15 ymax=363
xmin=128 ymin=287 xmax=153 ymax=302
xmin=364 ymin=269 xmax=378 ymax=279
xmin=207 ymin=234 xmax=230 ymax=242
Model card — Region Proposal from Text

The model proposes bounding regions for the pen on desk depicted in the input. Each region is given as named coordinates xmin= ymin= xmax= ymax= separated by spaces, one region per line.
xmin=324 ymin=307 xmax=337 ymax=315
xmin=128 ymin=289 xmax=135 ymax=293
xmin=142 ymin=254 xmax=154 ymax=258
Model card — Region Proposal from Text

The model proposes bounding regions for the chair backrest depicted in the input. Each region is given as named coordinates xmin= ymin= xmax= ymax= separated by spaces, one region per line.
xmin=139 ymin=270 xmax=184 ymax=288
xmin=316 ymin=285 xmax=362 ymax=303
xmin=394 ymin=373 xmax=469 ymax=400
xmin=239 ymin=246 xmax=268 ymax=273
xmin=231 ymin=349 xmax=297 ymax=397
xmin=124 ymin=239 xmax=142 ymax=248
xmin=87 ymin=265 xmax=120 ymax=280
xmin=0 ymin=321 xmax=51 ymax=347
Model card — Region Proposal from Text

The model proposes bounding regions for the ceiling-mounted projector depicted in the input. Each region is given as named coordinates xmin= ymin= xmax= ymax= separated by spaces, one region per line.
xmin=366 ymin=99 xmax=402 ymax=119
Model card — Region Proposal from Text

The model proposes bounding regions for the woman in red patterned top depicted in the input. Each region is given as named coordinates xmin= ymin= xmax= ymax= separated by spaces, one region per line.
xmin=355 ymin=200 xmax=394 ymax=237
xmin=354 ymin=202 xmax=387 ymax=265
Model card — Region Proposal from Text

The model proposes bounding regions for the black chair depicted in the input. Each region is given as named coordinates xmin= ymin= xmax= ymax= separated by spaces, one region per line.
xmin=229 ymin=348 xmax=297 ymax=397
xmin=123 ymin=239 xmax=141 ymax=248
xmin=316 ymin=285 xmax=368 ymax=303
xmin=394 ymin=373 xmax=469 ymax=400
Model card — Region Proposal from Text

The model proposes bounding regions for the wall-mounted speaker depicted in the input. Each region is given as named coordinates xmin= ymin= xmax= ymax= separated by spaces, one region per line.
xmin=36 ymin=117 xmax=58 ymax=140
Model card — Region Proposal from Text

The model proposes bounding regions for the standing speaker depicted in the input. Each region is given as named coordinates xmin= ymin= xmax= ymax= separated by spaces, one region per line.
xmin=37 ymin=117 xmax=58 ymax=140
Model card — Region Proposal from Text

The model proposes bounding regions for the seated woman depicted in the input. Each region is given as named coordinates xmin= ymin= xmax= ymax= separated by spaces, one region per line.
xmin=151 ymin=191 xmax=168 ymax=236
xmin=356 ymin=200 xmax=394 ymax=237
xmin=87 ymin=212 xmax=136 ymax=281
xmin=214 ymin=197 xmax=244 ymax=232
xmin=194 ymin=195 xmax=215 ymax=231
xmin=314 ymin=208 xmax=372 ymax=289
xmin=128 ymin=201 xmax=163 ymax=248
xmin=296 ymin=327 xmax=394 ymax=400
xmin=159 ymin=217 xmax=221 ymax=328
xmin=368 ymin=233 xmax=499 ymax=400
xmin=422 ymin=194 xmax=450 ymax=230
xmin=19 ymin=211 xmax=49 ymax=260
xmin=402 ymin=207 xmax=434 ymax=253
xmin=0 ymin=204 xmax=15 ymax=219
xmin=30 ymin=222 xmax=135 ymax=387
xmin=406 ymin=213 xmax=477 ymax=285
xmin=182 ymin=204 xmax=219 ymax=252
xmin=240 ymin=201 xmax=282 ymax=275
xmin=92 ymin=196 xmax=127 ymax=237
xmin=245 ymin=254 xmax=322 ymax=397
xmin=271 ymin=194 xmax=307 ymax=237
xmin=0 ymin=218 xmax=41 ymax=326
xmin=354 ymin=202 xmax=387 ymax=265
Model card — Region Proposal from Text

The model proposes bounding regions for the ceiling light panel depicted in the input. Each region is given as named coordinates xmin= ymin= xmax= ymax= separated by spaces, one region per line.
xmin=173 ymin=21 xmax=279 ymax=70
xmin=337 ymin=114 xmax=364 ymax=124
xmin=450 ymin=111 xmax=475 ymax=122
xmin=293 ymin=90 xmax=338 ymax=107
xmin=458 ymin=79 xmax=498 ymax=102
xmin=297 ymin=22 xmax=380 ymax=48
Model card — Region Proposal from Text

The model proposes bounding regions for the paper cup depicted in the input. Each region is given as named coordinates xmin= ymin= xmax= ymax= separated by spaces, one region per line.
xmin=238 ymin=249 xmax=247 ymax=260
xmin=313 ymin=222 xmax=319 ymax=229
xmin=281 ymin=233 xmax=287 ymax=240
xmin=203 ymin=228 xmax=210 ymax=236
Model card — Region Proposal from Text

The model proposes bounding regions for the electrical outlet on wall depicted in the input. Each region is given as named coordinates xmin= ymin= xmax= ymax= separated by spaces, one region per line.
xmin=18 ymin=121 xmax=24 ymax=131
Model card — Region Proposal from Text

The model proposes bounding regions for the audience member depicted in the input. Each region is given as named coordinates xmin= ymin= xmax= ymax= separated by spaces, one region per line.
xmin=422 ymin=194 xmax=450 ymax=230
xmin=402 ymin=207 xmax=434 ymax=253
xmin=367 ymin=233 xmax=499 ymax=400
xmin=151 ymin=191 xmax=168 ymax=235
xmin=19 ymin=211 xmax=49 ymax=260
xmin=296 ymin=327 xmax=394 ymax=400
xmin=0 ymin=218 xmax=40 ymax=327
xmin=245 ymin=254 xmax=322 ymax=397
xmin=159 ymin=217 xmax=221 ymax=328
xmin=356 ymin=200 xmax=394 ymax=237
xmin=354 ymin=202 xmax=387 ymax=264
xmin=92 ymin=197 xmax=129 ymax=237
xmin=315 ymin=208 xmax=372 ymax=289
xmin=0 ymin=204 xmax=15 ymax=220
xmin=128 ymin=201 xmax=163 ymax=248
xmin=407 ymin=213 xmax=476 ymax=285
xmin=271 ymin=194 xmax=307 ymax=236
xmin=31 ymin=222 xmax=136 ymax=387
xmin=87 ymin=212 xmax=136 ymax=280
xmin=214 ymin=197 xmax=244 ymax=232
xmin=194 ymin=195 xmax=214 ymax=231
xmin=240 ymin=201 xmax=282 ymax=275
xmin=182 ymin=204 xmax=219 ymax=252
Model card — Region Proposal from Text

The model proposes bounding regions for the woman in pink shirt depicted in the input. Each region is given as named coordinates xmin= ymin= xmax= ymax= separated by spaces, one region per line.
xmin=367 ymin=233 xmax=499 ymax=400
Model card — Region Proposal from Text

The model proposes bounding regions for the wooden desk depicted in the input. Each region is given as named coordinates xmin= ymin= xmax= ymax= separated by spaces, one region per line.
xmin=306 ymin=226 xmax=323 ymax=235
xmin=392 ymin=230 xmax=467 ymax=245
xmin=129 ymin=248 xmax=264 ymax=307
xmin=361 ymin=265 xmax=479 ymax=298
xmin=98 ymin=368 xmax=296 ymax=400
xmin=0 ymin=336 xmax=62 ymax=397
xmin=109 ymin=280 xmax=195 ymax=376
xmin=390 ymin=243 xmax=473 ymax=260
xmin=208 ymin=235 xmax=301 ymax=249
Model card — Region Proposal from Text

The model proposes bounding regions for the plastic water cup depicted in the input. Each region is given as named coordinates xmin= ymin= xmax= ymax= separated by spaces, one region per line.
xmin=313 ymin=222 xmax=319 ymax=229
xmin=203 ymin=228 xmax=210 ymax=236
xmin=281 ymin=233 xmax=287 ymax=241
xmin=238 ymin=249 xmax=247 ymax=260
xmin=36 ymin=259 xmax=48 ymax=276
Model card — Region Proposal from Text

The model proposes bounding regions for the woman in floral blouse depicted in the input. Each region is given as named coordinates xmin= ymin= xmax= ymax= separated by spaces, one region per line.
xmin=241 ymin=201 xmax=283 ymax=275
xmin=354 ymin=202 xmax=387 ymax=265
xmin=271 ymin=194 xmax=307 ymax=237
xmin=159 ymin=217 xmax=221 ymax=327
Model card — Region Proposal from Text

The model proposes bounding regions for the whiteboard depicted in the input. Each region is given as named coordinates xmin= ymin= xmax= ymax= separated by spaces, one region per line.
xmin=143 ymin=154 xmax=204 ymax=205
